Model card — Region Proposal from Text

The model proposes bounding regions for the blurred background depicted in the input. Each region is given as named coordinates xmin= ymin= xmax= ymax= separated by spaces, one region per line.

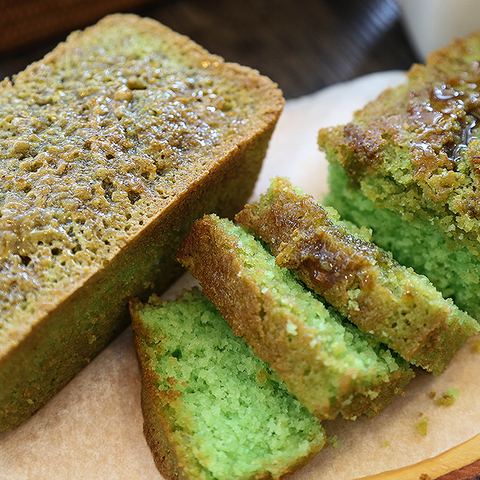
xmin=0 ymin=0 xmax=419 ymax=99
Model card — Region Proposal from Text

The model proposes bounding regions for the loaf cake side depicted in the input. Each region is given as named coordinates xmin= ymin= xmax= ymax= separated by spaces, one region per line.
xmin=236 ymin=177 xmax=479 ymax=375
xmin=131 ymin=289 xmax=326 ymax=480
xmin=176 ymin=215 xmax=414 ymax=421
xmin=318 ymin=32 xmax=480 ymax=320
xmin=0 ymin=13 xmax=284 ymax=431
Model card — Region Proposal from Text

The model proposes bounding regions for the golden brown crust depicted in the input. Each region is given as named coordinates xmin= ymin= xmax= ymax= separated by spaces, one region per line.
xmin=236 ymin=184 xmax=388 ymax=305
xmin=130 ymin=300 xmax=183 ymax=480
xmin=141 ymin=385 xmax=181 ymax=480
xmin=176 ymin=217 xmax=265 ymax=345
xmin=319 ymin=34 xmax=480 ymax=186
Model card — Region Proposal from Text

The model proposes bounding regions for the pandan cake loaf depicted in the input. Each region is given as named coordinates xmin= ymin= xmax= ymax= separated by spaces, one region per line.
xmin=130 ymin=289 xmax=326 ymax=480
xmin=176 ymin=214 xmax=414 ymax=421
xmin=0 ymin=13 xmax=284 ymax=431
xmin=236 ymin=177 xmax=478 ymax=375
xmin=318 ymin=32 xmax=480 ymax=322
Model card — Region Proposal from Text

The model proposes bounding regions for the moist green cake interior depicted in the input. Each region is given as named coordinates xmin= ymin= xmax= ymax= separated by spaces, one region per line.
xmin=138 ymin=289 xmax=325 ymax=480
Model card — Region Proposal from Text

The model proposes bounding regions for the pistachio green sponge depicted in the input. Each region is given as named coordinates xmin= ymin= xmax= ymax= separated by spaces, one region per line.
xmin=131 ymin=289 xmax=325 ymax=480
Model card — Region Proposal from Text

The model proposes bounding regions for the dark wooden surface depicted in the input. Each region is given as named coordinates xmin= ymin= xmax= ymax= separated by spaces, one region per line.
xmin=0 ymin=0 xmax=418 ymax=99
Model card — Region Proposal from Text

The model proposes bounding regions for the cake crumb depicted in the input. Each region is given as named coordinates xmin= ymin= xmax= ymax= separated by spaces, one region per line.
xmin=435 ymin=388 xmax=460 ymax=407
xmin=327 ymin=435 xmax=340 ymax=448
xmin=420 ymin=474 xmax=433 ymax=480
xmin=255 ymin=368 xmax=269 ymax=386
xmin=415 ymin=415 xmax=429 ymax=436
xmin=286 ymin=319 xmax=298 ymax=336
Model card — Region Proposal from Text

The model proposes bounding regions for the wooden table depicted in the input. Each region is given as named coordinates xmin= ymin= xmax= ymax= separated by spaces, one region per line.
xmin=0 ymin=0 xmax=417 ymax=99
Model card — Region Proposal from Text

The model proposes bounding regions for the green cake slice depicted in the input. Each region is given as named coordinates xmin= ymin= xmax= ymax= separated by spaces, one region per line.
xmin=176 ymin=214 xmax=414 ymax=421
xmin=318 ymin=32 xmax=480 ymax=322
xmin=130 ymin=289 xmax=325 ymax=480
xmin=236 ymin=177 xmax=478 ymax=375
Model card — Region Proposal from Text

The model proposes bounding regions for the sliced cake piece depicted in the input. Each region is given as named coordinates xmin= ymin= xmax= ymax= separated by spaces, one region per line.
xmin=130 ymin=289 xmax=326 ymax=480
xmin=176 ymin=215 xmax=414 ymax=421
xmin=318 ymin=32 xmax=480 ymax=322
xmin=236 ymin=177 xmax=478 ymax=375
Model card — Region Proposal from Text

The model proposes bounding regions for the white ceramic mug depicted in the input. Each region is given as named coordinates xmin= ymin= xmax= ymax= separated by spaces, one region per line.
xmin=400 ymin=0 xmax=480 ymax=61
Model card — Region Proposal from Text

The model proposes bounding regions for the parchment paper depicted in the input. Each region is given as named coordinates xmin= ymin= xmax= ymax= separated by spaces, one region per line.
xmin=1 ymin=71 xmax=480 ymax=480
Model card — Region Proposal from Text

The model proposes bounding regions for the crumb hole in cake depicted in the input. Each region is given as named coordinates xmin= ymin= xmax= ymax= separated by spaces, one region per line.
xmin=72 ymin=243 xmax=82 ymax=254
xmin=51 ymin=248 xmax=62 ymax=256
xmin=127 ymin=190 xmax=141 ymax=204
xmin=19 ymin=255 xmax=31 ymax=266
xmin=102 ymin=178 xmax=115 ymax=201
xmin=171 ymin=349 xmax=182 ymax=360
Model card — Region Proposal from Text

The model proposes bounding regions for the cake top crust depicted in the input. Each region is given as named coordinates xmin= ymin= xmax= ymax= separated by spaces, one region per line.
xmin=0 ymin=14 xmax=283 ymax=332
xmin=318 ymin=32 xmax=480 ymax=248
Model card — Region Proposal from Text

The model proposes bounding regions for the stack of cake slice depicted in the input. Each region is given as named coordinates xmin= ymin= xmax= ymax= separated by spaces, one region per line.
xmin=132 ymin=176 xmax=478 ymax=479
xmin=175 ymin=211 xmax=415 ymax=420
xmin=236 ymin=177 xmax=478 ymax=375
